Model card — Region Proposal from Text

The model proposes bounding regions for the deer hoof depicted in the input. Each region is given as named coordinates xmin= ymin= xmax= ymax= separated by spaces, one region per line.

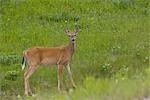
xmin=73 ymin=85 xmax=77 ymax=89
xmin=25 ymin=93 xmax=30 ymax=96
xmin=31 ymin=94 xmax=36 ymax=97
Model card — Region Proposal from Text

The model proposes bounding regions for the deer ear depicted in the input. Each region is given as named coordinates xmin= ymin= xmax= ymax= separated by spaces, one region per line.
xmin=75 ymin=28 xmax=80 ymax=34
xmin=64 ymin=28 xmax=69 ymax=34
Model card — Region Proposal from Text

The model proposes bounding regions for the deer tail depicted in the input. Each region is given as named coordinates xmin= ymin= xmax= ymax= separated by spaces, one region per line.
xmin=21 ymin=56 xmax=26 ymax=70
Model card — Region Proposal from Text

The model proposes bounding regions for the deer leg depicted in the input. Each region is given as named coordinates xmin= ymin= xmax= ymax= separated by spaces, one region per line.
xmin=57 ymin=65 xmax=63 ymax=91
xmin=24 ymin=68 xmax=32 ymax=95
xmin=24 ymin=68 xmax=31 ymax=96
xmin=24 ymin=66 xmax=37 ymax=96
xmin=65 ymin=64 xmax=76 ymax=88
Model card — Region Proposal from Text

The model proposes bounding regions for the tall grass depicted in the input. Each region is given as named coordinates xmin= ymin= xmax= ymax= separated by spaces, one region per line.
xmin=0 ymin=0 xmax=149 ymax=99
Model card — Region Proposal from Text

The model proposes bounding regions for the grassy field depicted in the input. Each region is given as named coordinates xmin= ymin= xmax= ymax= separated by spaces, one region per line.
xmin=0 ymin=0 xmax=149 ymax=100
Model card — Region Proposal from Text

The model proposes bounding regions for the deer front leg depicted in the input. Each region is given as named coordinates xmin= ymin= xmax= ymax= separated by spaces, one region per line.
xmin=65 ymin=64 xmax=76 ymax=88
xmin=57 ymin=65 xmax=63 ymax=91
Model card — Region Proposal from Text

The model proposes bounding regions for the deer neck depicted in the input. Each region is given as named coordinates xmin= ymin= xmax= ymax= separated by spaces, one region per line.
xmin=67 ymin=41 xmax=75 ymax=57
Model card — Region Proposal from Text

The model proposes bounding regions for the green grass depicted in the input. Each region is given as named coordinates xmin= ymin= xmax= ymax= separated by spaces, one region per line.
xmin=0 ymin=0 xmax=149 ymax=100
xmin=25 ymin=69 xmax=150 ymax=100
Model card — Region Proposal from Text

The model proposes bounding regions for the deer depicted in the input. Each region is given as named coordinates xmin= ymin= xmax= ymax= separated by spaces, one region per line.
xmin=21 ymin=28 xmax=79 ymax=96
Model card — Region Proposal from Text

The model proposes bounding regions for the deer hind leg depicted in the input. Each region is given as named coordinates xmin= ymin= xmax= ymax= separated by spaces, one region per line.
xmin=57 ymin=64 xmax=63 ymax=91
xmin=24 ymin=66 xmax=37 ymax=96
xmin=24 ymin=68 xmax=31 ymax=96
xmin=65 ymin=64 xmax=76 ymax=88
xmin=24 ymin=68 xmax=32 ymax=94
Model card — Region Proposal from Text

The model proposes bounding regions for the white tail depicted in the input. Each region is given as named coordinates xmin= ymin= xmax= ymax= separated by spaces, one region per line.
xmin=21 ymin=57 xmax=26 ymax=70
xmin=23 ymin=28 xmax=79 ymax=96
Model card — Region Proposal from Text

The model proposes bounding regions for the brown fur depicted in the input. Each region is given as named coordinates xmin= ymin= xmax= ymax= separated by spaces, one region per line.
xmin=23 ymin=28 xmax=79 ymax=96
xmin=23 ymin=45 xmax=72 ymax=66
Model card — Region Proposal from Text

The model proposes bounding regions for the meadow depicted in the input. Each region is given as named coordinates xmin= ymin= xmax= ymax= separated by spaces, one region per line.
xmin=0 ymin=0 xmax=149 ymax=100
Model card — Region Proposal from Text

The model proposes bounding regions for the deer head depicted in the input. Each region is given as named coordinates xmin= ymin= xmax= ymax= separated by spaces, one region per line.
xmin=65 ymin=28 xmax=80 ymax=43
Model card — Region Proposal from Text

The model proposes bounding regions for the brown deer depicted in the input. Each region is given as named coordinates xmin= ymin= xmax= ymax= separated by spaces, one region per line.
xmin=21 ymin=28 xmax=79 ymax=96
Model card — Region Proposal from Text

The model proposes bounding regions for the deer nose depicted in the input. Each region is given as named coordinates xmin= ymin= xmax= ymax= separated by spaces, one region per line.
xmin=72 ymin=39 xmax=75 ymax=41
